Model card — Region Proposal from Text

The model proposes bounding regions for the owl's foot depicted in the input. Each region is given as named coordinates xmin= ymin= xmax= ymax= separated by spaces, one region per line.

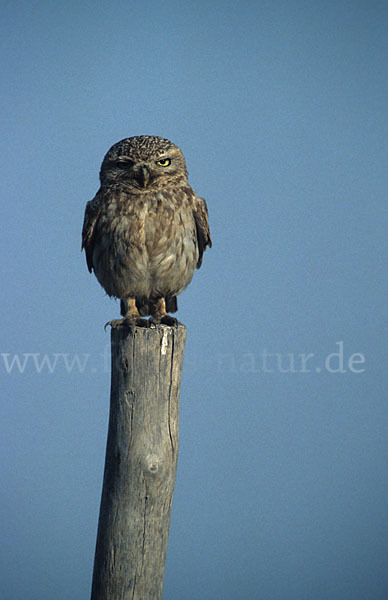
xmin=104 ymin=317 xmax=150 ymax=330
xmin=150 ymin=297 xmax=180 ymax=327
xmin=149 ymin=315 xmax=179 ymax=327
xmin=105 ymin=297 xmax=151 ymax=330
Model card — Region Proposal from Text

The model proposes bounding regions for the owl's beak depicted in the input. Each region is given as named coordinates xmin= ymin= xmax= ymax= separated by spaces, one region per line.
xmin=135 ymin=165 xmax=150 ymax=188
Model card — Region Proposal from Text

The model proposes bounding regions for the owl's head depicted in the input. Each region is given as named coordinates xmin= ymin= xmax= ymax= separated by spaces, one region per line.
xmin=99 ymin=135 xmax=189 ymax=191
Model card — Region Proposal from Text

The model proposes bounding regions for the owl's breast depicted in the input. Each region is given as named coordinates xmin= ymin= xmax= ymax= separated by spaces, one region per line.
xmin=144 ymin=191 xmax=199 ymax=297
xmin=92 ymin=188 xmax=198 ymax=299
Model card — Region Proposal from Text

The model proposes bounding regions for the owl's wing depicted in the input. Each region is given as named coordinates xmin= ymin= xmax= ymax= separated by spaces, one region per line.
xmin=81 ymin=193 xmax=102 ymax=273
xmin=193 ymin=197 xmax=212 ymax=269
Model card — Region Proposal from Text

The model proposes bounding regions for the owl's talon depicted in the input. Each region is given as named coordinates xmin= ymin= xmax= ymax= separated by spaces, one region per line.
xmin=104 ymin=317 xmax=150 ymax=330
xmin=160 ymin=315 xmax=180 ymax=327
xmin=149 ymin=316 xmax=180 ymax=327
xmin=149 ymin=316 xmax=178 ymax=327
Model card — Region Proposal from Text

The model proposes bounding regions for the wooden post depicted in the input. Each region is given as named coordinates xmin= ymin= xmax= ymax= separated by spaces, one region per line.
xmin=91 ymin=323 xmax=186 ymax=600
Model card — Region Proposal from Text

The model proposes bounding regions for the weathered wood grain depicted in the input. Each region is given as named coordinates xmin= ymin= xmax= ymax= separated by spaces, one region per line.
xmin=91 ymin=323 xmax=186 ymax=600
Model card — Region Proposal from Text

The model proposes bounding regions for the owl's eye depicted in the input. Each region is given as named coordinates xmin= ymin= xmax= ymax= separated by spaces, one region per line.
xmin=156 ymin=158 xmax=171 ymax=167
xmin=116 ymin=159 xmax=134 ymax=169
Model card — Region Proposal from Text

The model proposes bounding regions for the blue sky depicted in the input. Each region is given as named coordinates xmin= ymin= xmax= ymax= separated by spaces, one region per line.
xmin=1 ymin=1 xmax=387 ymax=598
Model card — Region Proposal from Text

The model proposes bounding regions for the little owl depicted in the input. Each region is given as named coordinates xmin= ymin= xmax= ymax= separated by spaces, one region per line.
xmin=82 ymin=135 xmax=212 ymax=327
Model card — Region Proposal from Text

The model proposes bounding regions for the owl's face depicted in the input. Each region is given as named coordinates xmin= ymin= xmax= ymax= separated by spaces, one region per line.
xmin=99 ymin=136 xmax=189 ymax=192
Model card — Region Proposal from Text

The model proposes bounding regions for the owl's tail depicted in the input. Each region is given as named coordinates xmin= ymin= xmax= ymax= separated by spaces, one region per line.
xmin=165 ymin=296 xmax=178 ymax=313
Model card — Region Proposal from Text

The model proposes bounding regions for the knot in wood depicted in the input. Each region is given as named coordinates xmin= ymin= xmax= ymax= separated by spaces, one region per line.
xmin=143 ymin=453 xmax=163 ymax=476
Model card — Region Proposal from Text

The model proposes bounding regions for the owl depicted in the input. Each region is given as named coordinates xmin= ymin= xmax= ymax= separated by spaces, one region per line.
xmin=82 ymin=136 xmax=212 ymax=327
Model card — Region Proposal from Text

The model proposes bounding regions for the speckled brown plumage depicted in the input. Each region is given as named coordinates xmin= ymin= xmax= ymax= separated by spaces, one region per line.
xmin=82 ymin=136 xmax=211 ymax=327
